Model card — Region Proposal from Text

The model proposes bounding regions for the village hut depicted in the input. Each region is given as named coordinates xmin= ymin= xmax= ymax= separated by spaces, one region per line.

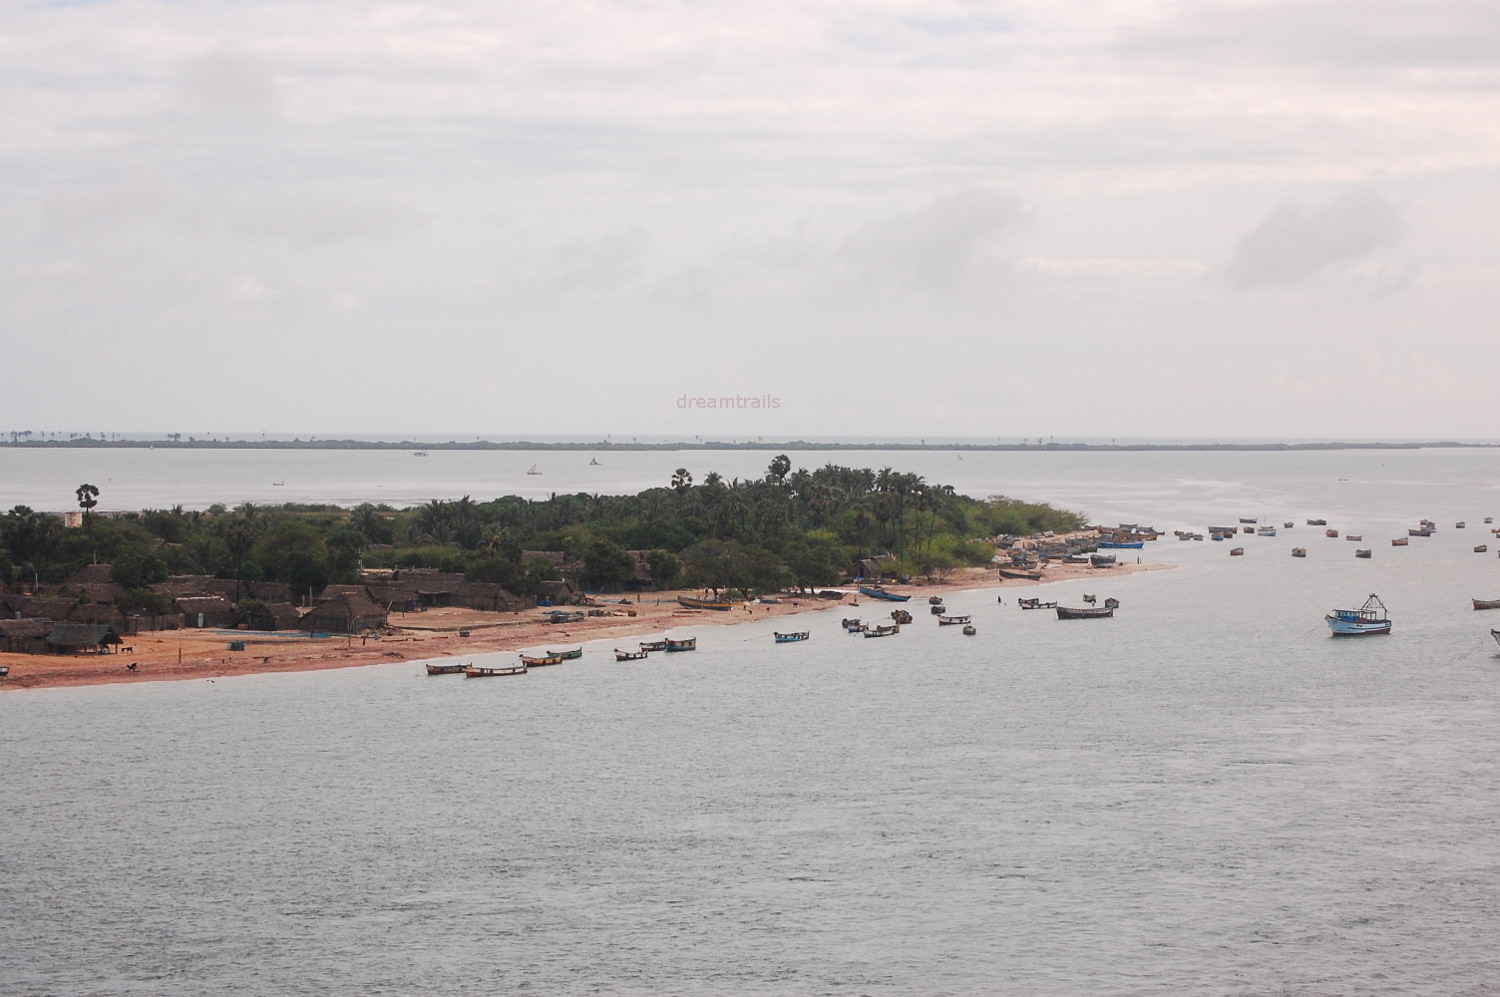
xmin=454 ymin=581 xmax=528 ymax=612
xmin=241 ymin=601 xmax=301 ymax=632
xmin=537 ymin=579 xmax=582 ymax=606
xmin=69 ymin=602 xmax=127 ymax=630
xmin=173 ymin=595 xmax=237 ymax=628
xmin=0 ymin=619 xmax=50 ymax=654
xmin=395 ymin=570 xmax=467 ymax=608
xmin=300 ymin=592 xmax=387 ymax=634
xmin=45 ymin=623 xmax=122 ymax=655
xmin=364 ymin=579 xmax=420 ymax=613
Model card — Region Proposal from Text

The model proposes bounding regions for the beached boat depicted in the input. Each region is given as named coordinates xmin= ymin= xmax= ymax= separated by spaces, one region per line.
xmin=1229 ymin=547 xmax=1244 ymax=556
xmin=1473 ymin=598 xmax=1500 ymax=611
xmin=1017 ymin=598 xmax=1057 ymax=610
xmin=0 ymin=665 xmax=8 ymax=677
xmin=998 ymin=567 xmax=1043 ymax=580
xmin=465 ymin=663 xmax=527 ymax=677
xmin=774 ymin=631 xmax=810 ymax=643
xmin=1326 ymin=593 xmax=1391 ymax=636
xmin=614 ymin=648 xmax=649 ymax=661
xmin=961 ymin=625 xmax=977 ymax=636
xmin=890 ymin=609 xmax=913 ymax=624
xmin=862 ymin=624 xmax=900 ymax=638
xmin=663 ymin=637 xmax=697 ymax=652
xmin=542 ymin=610 xmax=586 ymax=623
xmin=425 ymin=662 xmax=467 ymax=675
xmin=1097 ymin=540 xmax=1144 ymax=549
xmin=547 ymin=647 xmax=583 ymax=660
xmin=639 ymin=640 xmax=667 ymax=652
xmin=1355 ymin=548 xmax=1372 ymax=558
xmin=1089 ymin=553 xmax=1117 ymax=567
xmin=1291 ymin=547 xmax=1307 ymax=558
xmin=859 ymin=585 xmax=911 ymax=602
xmin=937 ymin=615 xmax=971 ymax=625
xmin=1056 ymin=605 xmax=1114 ymax=619
xmin=677 ymin=595 xmax=736 ymax=611
xmin=519 ymin=653 xmax=564 ymax=667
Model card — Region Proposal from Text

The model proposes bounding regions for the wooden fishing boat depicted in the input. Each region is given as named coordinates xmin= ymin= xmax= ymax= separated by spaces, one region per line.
xmin=1056 ymin=605 xmax=1114 ymax=619
xmin=1409 ymin=527 xmax=1433 ymax=537
xmin=890 ymin=609 xmax=913 ymax=624
xmin=928 ymin=595 xmax=943 ymax=605
xmin=1473 ymin=598 xmax=1500 ymax=611
xmin=841 ymin=618 xmax=864 ymax=633
xmin=1475 ymin=545 xmax=1488 ymax=553
xmin=961 ymin=625 xmax=977 ymax=636
xmin=519 ymin=653 xmax=564 ymax=666
xmin=678 ymin=595 xmax=735 ymax=611
xmin=774 ymin=631 xmax=810 ymax=643
xmin=998 ymin=567 xmax=1043 ymax=581
xmin=1229 ymin=547 xmax=1244 ymax=556
xmin=614 ymin=648 xmax=650 ymax=661
xmin=426 ymin=662 xmax=467 ymax=675
xmin=937 ymin=615 xmax=971 ymax=625
xmin=542 ymin=610 xmax=586 ymax=623
xmin=1089 ymin=554 xmax=1116 ymax=567
xmin=1355 ymin=548 xmax=1372 ymax=558
xmin=1097 ymin=540 xmax=1144 ymax=549
xmin=1325 ymin=529 xmax=1339 ymax=538
xmin=465 ymin=663 xmax=528 ymax=677
xmin=859 ymin=585 xmax=911 ymax=602
xmin=930 ymin=604 xmax=945 ymax=614
xmin=1391 ymin=537 xmax=1408 ymax=546
xmin=1455 ymin=521 xmax=1465 ymax=529
xmin=1103 ymin=597 xmax=1120 ymax=609
xmin=1345 ymin=534 xmax=1362 ymax=542
xmin=1326 ymin=593 xmax=1391 ymax=636
xmin=1307 ymin=519 xmax=1327 ymax=526
xmin=1256 ymin=525 xmax=1277 ymax=537
xmin=862 ymin=624 xmax=900 ymax=638
xmin=1239 ymin=517 xmax=1257 ymax=524
xmin=1017 ymin=598 xmax=1056 ymax=610
xmin=639 ymin=640 xmax=667 ymax=652
xmin=663 ymin=637 xmax=697 ymax=652
xmin=547 ymin=647 xmax=583 ymax=660
xmin=1291 ymin=548 xmax=1307 ymax=557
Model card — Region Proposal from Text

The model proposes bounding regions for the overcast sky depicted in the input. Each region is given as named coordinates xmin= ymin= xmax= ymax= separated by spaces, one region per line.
xmin=2 ymin=0 xmax=1497 ymax=440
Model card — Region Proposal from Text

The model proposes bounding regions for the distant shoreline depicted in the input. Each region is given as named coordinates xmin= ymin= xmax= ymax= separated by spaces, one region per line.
xmin=2 ymin=439 xmax=1497 ymax=453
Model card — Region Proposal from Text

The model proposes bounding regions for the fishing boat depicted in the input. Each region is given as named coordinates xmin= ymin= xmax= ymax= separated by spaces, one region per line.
xmin=1486 ymin=517 xmax=1495 ymax=524
xmin=1408 ymin=527 xmax=1433 ymax=537
xmin=1239 ymin=517 xmax=1257 ymax=524
xmin=1455 ymin=521 xmax=1465 ymax=529
xmin=998 ymin=567 xmax=1044 ymax=580
xmin=639 ymin=640 xmax=667 ymax=652
xmin=663 ymin=637 xmax=697 ymax=652
xmin=1307 ymin=519 xmax=1327 ymax=526
xmin=519 ymin=653 xmax=564 ymax=667
xmin=1103 ymin=597 xmax=1120 ymax=609
xmin=1345 ymin=534 xmax=1362 ymax=542
xmin=774 ymin=631 xmax=810 ymax=643
xmin=1326 ymin=593 xmax=1392 ymax=636
xmin=1325 ymin=529 xmax=1339 ymax=538
xmin=425 ymin=662 xmax=467 ymax=675
xmin=678 ymin=595 xmax=736 ymax=611
xmin=543 ymin=610 xmax=586 ymax=623
xmin=1056 ymin=605 xmax=1114 ymax=619
xmin=1355 ymin=548 xmax=1372 ymax=558
xmin=1089 ymin=553 xmax=1117 ymax=567
xmin=890 ymin=609 xmax=913 ymax=624
xmin=1229 ymin=547 xmax=1244 ymax=556
xmin=1257 ymin=525 xmax=1277 ymax=537
xmin=526 ymin=464 xmax=541 ymax=475
xmin=863 ymin=624 xmax=900 ymax=638
xmin=589 ymin=458 xmax=601 ymax=466
xmin=614 ymin=648 xmax=649 ymax=661
xmin=937 ymin=615 xmax=971 ymax=625
xmin=1475 ymin=545 xmax=1488 ymax=553
xmin=547 ymin=647 xmax=583 ymax=660
xmin=928 ymin=595 xmax=943 ymax=605
xmin=841 ymin=618 xmax=864 ymax=633
xmin=858 ymin=585 xmax=911 ymax=602
xmin=930 ymin=604 xmax=945 ymax=615
xmin=1473 ymin=598 xmax=1500 ymax=611
xmin=1097 ymin=540 xmax=1144 ymax=549
xmin=1291 ymin=547 xmax=1307 ymax=558
xmin=1017 ymin=598 xmax=1056 ymax=610
xmin=1391 ymin=537 xmax=1408 ymax=546
xmin=465 ymin=663 xmax=528 ymax=677
xmin=412 ymin=450 xmax=429 ymax=457
xmin=961 ymin=625 xmax=977 ymax=636
xmin=1283 ymin=521 xmax=1295 ymax=529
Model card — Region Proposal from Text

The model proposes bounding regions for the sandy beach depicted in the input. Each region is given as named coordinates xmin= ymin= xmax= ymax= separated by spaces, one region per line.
xmin=0 ymin=561 xmax=1165 ymax=692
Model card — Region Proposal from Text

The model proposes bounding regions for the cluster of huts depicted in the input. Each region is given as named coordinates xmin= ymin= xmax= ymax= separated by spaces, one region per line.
xmin=1 ymin=559 xmax=593 ymax=656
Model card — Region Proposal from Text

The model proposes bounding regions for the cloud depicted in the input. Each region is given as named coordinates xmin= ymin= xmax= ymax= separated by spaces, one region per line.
xmin=837 ymin=187 xmax=1029 ymax=291
xmin=175 ymin=47 xmax=280 ymax=120
xmin=1226 ymin=190 xmax=1407 ymax=287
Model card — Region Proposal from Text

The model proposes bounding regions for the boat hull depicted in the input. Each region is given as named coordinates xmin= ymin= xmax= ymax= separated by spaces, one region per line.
xmin=1326 ymin=618 xmax=1392 ymax=636
xmin=1056 ymin=606 xmax=1114 ymax=619
xmin=858 ymin=586 xmax=911 ymax=602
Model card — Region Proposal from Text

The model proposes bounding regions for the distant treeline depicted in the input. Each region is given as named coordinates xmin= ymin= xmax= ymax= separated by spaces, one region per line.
xmin=0 ymin=457 xmax=1085 ymax=604
xmin=1 ymin=436 xmax=1494 ymax=452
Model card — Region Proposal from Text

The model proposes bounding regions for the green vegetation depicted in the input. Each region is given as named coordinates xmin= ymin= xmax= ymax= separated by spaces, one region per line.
xmin=0 ymin=458 xmax=1085 ymax=597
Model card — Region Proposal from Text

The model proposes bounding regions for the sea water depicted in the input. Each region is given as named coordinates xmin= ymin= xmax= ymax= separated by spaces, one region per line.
xmin=2 ymin=451 xmax=1498 ymax=994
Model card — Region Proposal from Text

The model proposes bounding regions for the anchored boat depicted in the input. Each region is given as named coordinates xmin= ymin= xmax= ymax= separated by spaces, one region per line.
xmin=1326 ymin=593 xmax=1391 ymax=636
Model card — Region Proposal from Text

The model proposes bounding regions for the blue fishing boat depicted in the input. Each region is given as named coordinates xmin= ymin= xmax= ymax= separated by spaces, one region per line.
xmin=858 ymin=585 xmax=911 ymax=602
xmin=663 ymin=637 xmax=697 ymax=652
xmin=1097 ymin=540 xmax=1144 ymax=549
xmin=1326 ymin=593 xmax=1391 ymax=636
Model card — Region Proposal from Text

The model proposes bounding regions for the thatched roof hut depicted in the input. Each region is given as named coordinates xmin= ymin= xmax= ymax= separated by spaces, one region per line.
xmin=46 ymin=623 xmax=122 ymax=654
xmin=174 ymin=595 xmax=237 ymax=628
xmin=0 ymin=619 xmax=50 ymax=654
xmin=301 ymin=592 xmax=387 ymax=634
xmin=242 ymin=601 xmax=301 ymax=632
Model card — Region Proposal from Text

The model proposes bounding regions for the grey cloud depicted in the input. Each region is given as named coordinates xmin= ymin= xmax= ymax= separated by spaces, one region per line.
xmin=838 ymin=187 xmax=1029 ymax=291
xmin=1226 ymin=190 xmax=1406 ymax=287
xmin=176 ymin=48 xmax=280 ymax=119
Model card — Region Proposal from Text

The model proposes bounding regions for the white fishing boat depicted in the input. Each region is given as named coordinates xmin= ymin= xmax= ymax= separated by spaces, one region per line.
xmin=1326 ymin=593 xmax=1391 ymax=637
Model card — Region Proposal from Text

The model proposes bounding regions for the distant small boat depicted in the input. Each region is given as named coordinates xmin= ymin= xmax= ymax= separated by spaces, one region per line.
xmin=774 ymin=631 xmax=810 ymax=643
xmin=413 ymin=450 xmax=429 ymax=457
xmin=465 ymin=663 xmax=527 ymax=677
xmin=1257 ymin=525 xmax=1277 ymax=537
xmin=961 ymin=625 xmax=977 ymax=636
xmin=1097 ymin=540 xmax=1144 ymax=549
xmin=1307 ymin=519 xmax=1327 ymax=526
xmin=1230 ymin=547 xmax=1244 ymax=556
xmin=1455 ymin=521 xmax=1465 ymax=529
xmin=1345 ymin=534 xmax=1363 ymax=542
xmin=930 ymin=604 xmax=945 ymax=615
xmin=678 ymin=595 xmax=735 ymax=611
xmin=272 ymin=481 xmax=284 ymax=486
xmin=639 ymin=640 xmax=667 ymax=652
xmin=1017 ymin=598 xmax=1056 ymax=610
xmin=527 ymin=464 xmax=541 ymax=475
xmin=426 ymin=662 xmax=466 ymax=675
xmin=928 ymin=595 xmax=943 ymax=605
xmin=546 ymin=647 xmax=583 ymax=660
xmin=1291 ymin=547 xmax=1307 ymax=558
xmin=859 ymin=585 xmax=911 ymax=602
xmin=1326 ymin=529 xmax=1340 ymax=538
xmin=1056 ymin=605 xmax=1114 ymax=619
xmin=998 ymin=568 xmax=1044 ymax=580
xmin=614 ymin=648 xmax=649 ymax=661
xmin=663 ymin=637 xmax=697 ymax=652
xmin=890 ymin=609 xmax=913 ymax=624
xmin=1486 ymin=517 xmax=1494 ymax=524
xmin=841 ymin=618 xmax=864 ymax=633
xmin=1355 ymin=548 xmax=1372 ymax=558
xmin=1408 ymin=527 xmax=1433 ymax=537
xmin=1391 ymin=537 xmax=1408 ymax=546
xmin=519 ymin=653 xmax=564 ymax=667
xmin=1473 ymin=598 xmax=1500 ymax=611
xmin=589 ymin=458 xmax=601 ymax=466
xmin=937 ymin=615 xmax=971 ymax=626
xmin=1103 ymin=597 xmax=1120 ymax=609
xmin=1090 ymin=554 xmax=1116 ymax=567
xmin=1475 ymin=545 xmax=1488 ymax=553
xmin=862 ymin=624 xmax=900 ymax=638
xmin=1326 ymin=593 xmax=1391 ymax=636
xmin=1239 ymin=517 xmax=1257 ymax=524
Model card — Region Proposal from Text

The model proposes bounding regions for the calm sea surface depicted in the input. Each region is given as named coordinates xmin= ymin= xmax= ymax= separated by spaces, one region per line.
xmin=2 ymin=449 xmax=1498 ymax=995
